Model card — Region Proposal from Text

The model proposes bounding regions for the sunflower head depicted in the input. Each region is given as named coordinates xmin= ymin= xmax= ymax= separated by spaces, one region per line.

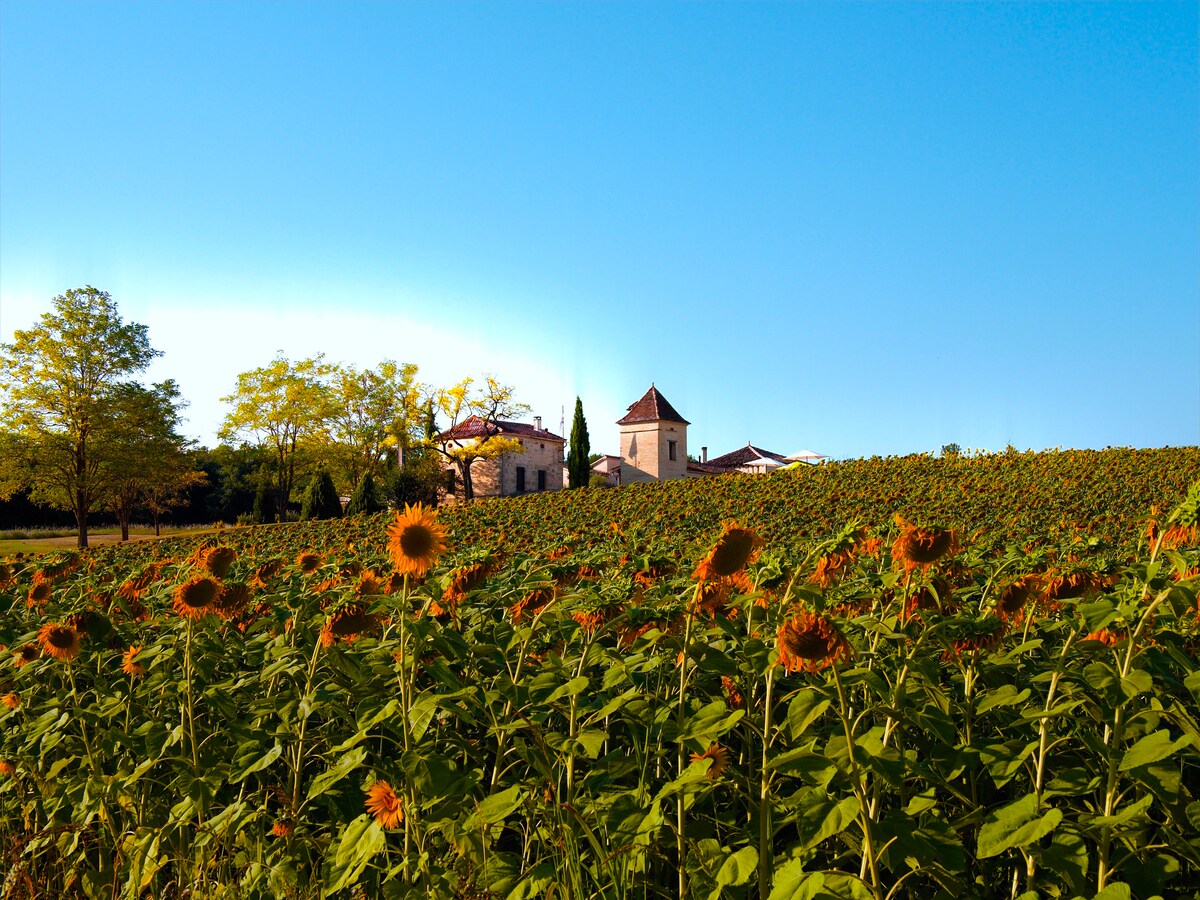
xmin=296 ymin=552 xmax=324 ymax=575
xmin=892 ymin=516 xmax=955 ymax=570
xmin=996 ymin=574 xmax=1040 ymax=623
xmin=37 ymin=623 xmax=82 ymax=663
xmin=319 ymin=604 xmax=378 ymax=647
xmin=121 ymin=645 xmax=146 ymax=678
xmin=690 ymin=743 xmax=731 ymax=781
xmin=1 ymin=693 xmax=18 ymax=710
xmin=776 ymin=612 xmax=851 ymax=673
xmin=0 ymin=761 xmax=14 ymax=777
xmin=365 ymin=779 xmax=404 ymax=829
xmin=272 ymin=820 xmax=294 ymax=838
xmin=13 ymin=644 xmax=39 ymax=668
xmin=200 ymin=547 xmax=238 ymax=579
xmin=172 ymin=576 xmax=223 ymax=620
xmin=27 ymin=580 xmax=52 ymax=608
xmin=387 ymin=504 xmax=447 ymax=578
xmin=694 ymin=525 xmax=760 ymax=581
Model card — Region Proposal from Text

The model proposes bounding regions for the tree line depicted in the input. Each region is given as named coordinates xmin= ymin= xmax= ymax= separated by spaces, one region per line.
xmin=0 ymin=287 xmax=595 ymax=548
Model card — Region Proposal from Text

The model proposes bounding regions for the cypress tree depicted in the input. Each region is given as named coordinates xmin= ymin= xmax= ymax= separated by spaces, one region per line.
xmin=567 ymin=397 xmax=591 ymax=489
xmin=345 ymin=470 xmax=386 ymax=515
xmin=300 ymin=468 xmax=343 ymax=520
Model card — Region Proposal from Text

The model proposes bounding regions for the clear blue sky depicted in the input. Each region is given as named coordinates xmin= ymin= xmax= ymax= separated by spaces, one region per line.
xmin=2 ymin=1 xmax=1197 ymax=459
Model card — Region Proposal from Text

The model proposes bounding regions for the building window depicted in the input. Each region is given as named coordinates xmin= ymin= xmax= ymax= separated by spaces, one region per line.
xmin=537 ymin=469 xmax=546 ymax=491
xmin=668 ymin=440 xmax=677 ymax=461
xmin=516 ymin=467 xmax=526 ymax=492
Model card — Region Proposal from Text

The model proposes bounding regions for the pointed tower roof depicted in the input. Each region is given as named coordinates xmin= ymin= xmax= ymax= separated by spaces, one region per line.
xmin=617 ymin=385 xmax=690 ymax=425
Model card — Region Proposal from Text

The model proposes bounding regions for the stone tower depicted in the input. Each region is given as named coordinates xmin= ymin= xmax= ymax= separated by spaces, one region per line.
xmin=618 ymin=385 xmax=689 ymax=484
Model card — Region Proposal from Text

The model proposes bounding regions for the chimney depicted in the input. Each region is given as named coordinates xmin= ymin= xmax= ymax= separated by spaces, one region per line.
xmin=535 ymin=416 xmax=542 ymax=431
xmin=701 ymin=446 xmax=708 ymax=463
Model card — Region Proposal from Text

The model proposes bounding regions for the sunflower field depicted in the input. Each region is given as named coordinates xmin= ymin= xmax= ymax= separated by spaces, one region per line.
xmin=1 ymin=448 xmax=1199 ymax=899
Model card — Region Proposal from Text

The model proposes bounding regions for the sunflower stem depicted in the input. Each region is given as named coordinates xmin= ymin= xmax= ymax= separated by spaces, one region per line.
xmin=757 ymin=663 xmax=776 ymax=900
xmin=832 ymin=660 xmax=881 ymax=899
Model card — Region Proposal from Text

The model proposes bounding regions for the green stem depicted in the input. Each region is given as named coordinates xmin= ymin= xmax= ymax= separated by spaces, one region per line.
xmin=757 ymin=664 xmax=777 ymax=900
xmin=832 ymin=661 xmax=881 ymax=899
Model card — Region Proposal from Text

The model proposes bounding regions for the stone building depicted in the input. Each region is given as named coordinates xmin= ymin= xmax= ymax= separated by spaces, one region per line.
xmin=437 ymin=415 xmax=565 ymax=500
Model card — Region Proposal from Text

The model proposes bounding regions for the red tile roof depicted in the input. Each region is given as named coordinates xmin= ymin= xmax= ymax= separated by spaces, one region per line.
xmin=687 ymin=460 xmax=733 ymax=475
xmin=706 ymin=444 xmax=787 ymax=469
xmin=437 ymin=415 xmax=564 ymax=443
xmin=616 ymin=385 xmax=690 ymax=425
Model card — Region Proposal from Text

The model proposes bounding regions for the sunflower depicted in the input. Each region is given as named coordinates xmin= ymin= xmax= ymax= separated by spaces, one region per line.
xmin=995 ymin=574 xmax=1040 ymax=623
xmin=892 ymin=516 xmax=955 ymax=570
xmin=944 ymin=617 xmax=1007 ymax=661
xmin=214 ymin=582 xmax=253 ymax=620
xmin=690 ymin=743 xmax=731 ymax=781
xmin=121 ymin=645 xmax=146 ymax=677
xmin=200 ymin=547 xmax=238 ymax=579
xmin=296 ymin=552 xmax=324 ymax=575
xmin=354 ymin=572 xmax=384 ymax=598
xmin=365 ymin=779 xmax=404 ymax=829
xmin=387 ymin=504 xmax=447 ymax=578
xmin=37 ymin=623 xmax=82 ymax=663
xmin=271 ymin=821 xmax=294 ymax=838
xmin=1 ymin=693 xmax=18 ymax=710
xmin=13 ymin=644 xmax=39 ymax=668
xmin=442 ymin=562 xmax=490 ymax=607
xmin=26 ymin=580 xmax=52 ymax=609
xmin=319 ymin=604 xmax=378 ymax=647
xmin=510 ymin=586 xmax=554 ymax=622
xmin=694 ymin=524 xmax=759 ymax=582
xmin=172 ymin=576 xmax=223 ymax=620
xmin=0 ymin=761 xmax=14 ymax=777
xmin=776 ymin=612 xmax=851 ymax=673
xmin=0 ymin=563 xmax=14 ymax=590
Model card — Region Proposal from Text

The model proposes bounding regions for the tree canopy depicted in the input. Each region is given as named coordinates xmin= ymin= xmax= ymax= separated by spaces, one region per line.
xmin=0 ymin=287 xmax=161 ymax=547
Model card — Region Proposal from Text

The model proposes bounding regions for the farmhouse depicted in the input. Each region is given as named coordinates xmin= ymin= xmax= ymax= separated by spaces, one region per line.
xmin=437 ymin=415 xmax=565 ymax=500
xmin=439 ymin=384 xmax=822 ymax=499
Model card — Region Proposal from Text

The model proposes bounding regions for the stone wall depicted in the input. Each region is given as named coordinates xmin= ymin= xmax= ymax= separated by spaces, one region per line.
xmin=619 ymin=421 xmax=687 ymax=484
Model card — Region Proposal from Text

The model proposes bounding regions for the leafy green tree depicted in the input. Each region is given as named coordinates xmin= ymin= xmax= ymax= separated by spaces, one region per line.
xmin=251 ymin=463 xmax=274 ymax=524
xmin=219 ymin=355 xmax=333 ymax=522
xmin=0 ymin=287 xmax=161 ymax=547
xmin=325 ymin=361 xmax=421 ymax=490
xmin=345 ymin=470 xmax=386 ymax=515
xmin=300 ymin=468 xmax=342 ymax=520
xmin=387 ymin=452 xmax=445 ymax=508
xmin=431 ymin=376 xmax=528 ymax=502
xmin=567 ymin=397 xmax=591 ymax=489
xmin=105 ymin=379 xmax=203 ymax=540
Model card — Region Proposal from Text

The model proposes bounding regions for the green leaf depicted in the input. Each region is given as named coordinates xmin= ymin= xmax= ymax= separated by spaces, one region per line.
xmin=791 ymin=789 xmax=861 ymax=852
xmin=1119 ymin=730 xmax=1192 ymax=772
xmin=544 ymin=676 xmax=590 ymax=704
xmin=976 ymin=685 xmax=1031 ymax=716
xmin=307 ymin=747 xmax=367 ymax=801
xmin=676 ymin=701 xmax=745 ymax=743
xmin=1090 ymin=793 xmax=1153 ymax=828
xmin=229 ymin=742 xmax=282 ymax=783
xmin=767 ymin=861 xmax=820 ymax=900
xmin=326 ymin=814 xmax=386 ymax=893
xmin=409 ymin=695 xmax=439 ymax=743
xmin=977 ymin=794 xmax=1062 ymax=859
xmin=788 ymin=691 xmax=831 ymax=740
xmin=465 ymin=786 xmax=523 ymax=830
xmin=714 ymin=845 xmax=758 ymax=889
xmin=575 ymin=729 xmax=607 ymax=759
xmin=1091 ymin=884 xmax=1131 ymax=900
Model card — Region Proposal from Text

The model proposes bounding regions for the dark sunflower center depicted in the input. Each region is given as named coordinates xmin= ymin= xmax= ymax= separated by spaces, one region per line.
xmin=399 ymin=524 xmax=434 ymax=559
xmin=710 ymin=531 xmax=754 ymax=577
xmin=47 ymin=628 xmax=75 ymax=649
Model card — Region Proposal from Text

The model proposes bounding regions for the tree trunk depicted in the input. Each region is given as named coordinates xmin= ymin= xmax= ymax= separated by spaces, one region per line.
xmin=459 ymin=461 xmax=475 ymax=502
xmin=119 ymin=512 xmax=130 ymax=542
xmin=153 ymin=512 xmax=161 ymax=536
xmin=75 ymin=489 xmax=89 ymax=549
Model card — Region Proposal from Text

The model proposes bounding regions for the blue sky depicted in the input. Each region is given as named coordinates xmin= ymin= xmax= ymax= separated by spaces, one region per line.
xmin=2 ymin=1 xmax=1197 ymax=459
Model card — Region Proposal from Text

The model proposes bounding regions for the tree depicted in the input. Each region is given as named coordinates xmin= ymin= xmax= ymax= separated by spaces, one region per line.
xmin=345 ymin=470 xmax=386 ymax=515
xmin=300 ymin=468 xmax=342 ymax=520
xmin=219 ymin=355 xmax=333 ymax=522
xmin=0 ymin=287 xmax=161 ymax=548
xmin=324 ymin=360 xmax=421 ymax=490
xmin=105 ymin=380 xmax=204 ymax=540
xmin=566 ymin=397 xmax=591 ymax=489
xmin=430 ymin=376 xmax=528 ymax=502
xmin=251 ymin=464 xmax=274 ymax=524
